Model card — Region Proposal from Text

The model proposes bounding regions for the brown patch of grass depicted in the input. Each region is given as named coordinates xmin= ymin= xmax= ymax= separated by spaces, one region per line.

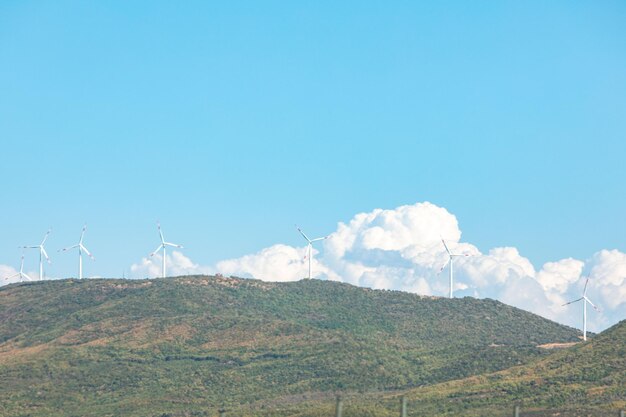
xmin=200 ymin=324 xmax=313 ymax=350
xmin=537 ymin=342 xmax=578 ymax=349
xmin=108 ymin=281 xmax=153 ymax=290
xmin=161 ymin=322 xmax=195 ymax=341
xmin=586 ymin=386 xmax=608 ymax=396
xmin=0 ymin=342 xmax=51 ymax=364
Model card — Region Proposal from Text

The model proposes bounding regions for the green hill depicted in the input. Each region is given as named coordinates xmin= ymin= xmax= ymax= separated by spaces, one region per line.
xmin=280 ymin=320 xmax=626 ymax=417
xmin=0 ymin=275 xmax=581 ymax=416
xmin=389 ymin=318 xmax=626 ymax=416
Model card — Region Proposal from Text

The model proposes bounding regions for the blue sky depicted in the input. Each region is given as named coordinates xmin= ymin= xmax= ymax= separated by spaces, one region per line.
xmin=1 ymin=1 xmax=625 ymax=329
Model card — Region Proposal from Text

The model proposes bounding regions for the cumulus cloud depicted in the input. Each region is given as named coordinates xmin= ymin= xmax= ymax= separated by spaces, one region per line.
xmin=216 ymin=244 xmax=330 ymax=282
xmin=130 ymin=251 xmax=212 ymax=279
xmin=536 ymin=258 xmax=584 ymax=293
xmin=209 ymin=202 xmax=626 ymax=332
xmin=588 ymin=250 xmax=626 ymax=311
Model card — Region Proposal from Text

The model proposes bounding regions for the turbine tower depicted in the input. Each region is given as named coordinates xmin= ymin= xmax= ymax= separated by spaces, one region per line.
xmin=2 ymin=254 xmax=32 ymax=282
xmin=21 ymin=229 xmax=51 ymax=280
xmin=438 ymin=238 xmax=471 ymax=298
xmin=150 ymin=222 xmax=183 ymax=278
xmin=296 ymin=225 xmax=327 ymax=279
xmin=59 ymin=225 xmax=95 ymax=279
xmin=563 ymin=277 xmax=600 ymax=341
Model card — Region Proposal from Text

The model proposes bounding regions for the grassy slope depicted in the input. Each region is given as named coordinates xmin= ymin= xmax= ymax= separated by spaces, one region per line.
xmin=272 ymin=320 xmax=626 ymax=417
xmin=0 ymin=276 xmax=581 ymax=416
xmin=396 ymin=318 xmax=626 ymax=416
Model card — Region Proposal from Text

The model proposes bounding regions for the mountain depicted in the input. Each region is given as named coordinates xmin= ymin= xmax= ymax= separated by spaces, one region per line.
xmin=0 ymin=276 xmax=581 ymax=417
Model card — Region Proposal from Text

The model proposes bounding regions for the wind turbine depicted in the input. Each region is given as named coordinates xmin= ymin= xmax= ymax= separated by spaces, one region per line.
xmin=2 ymin=254 xmax=32 ymax=282
xmin=21 ymin=229 xmax=51 ymax=280
xmin=438 ymin=238 xmax=471 ymax=298
xmin=59 ymin=225 xmax=95 ymax=279
xmin=149 ymin=222 xmax=183 ymax=278
xmin=296 ymin=225 xmax=327 ymax=279
xmin=563 ymin=277 xmax=600 ymax=341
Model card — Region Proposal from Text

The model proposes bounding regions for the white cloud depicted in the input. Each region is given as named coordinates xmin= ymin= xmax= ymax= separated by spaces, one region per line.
xmin=325 ymin=202 xmax=459 ymax=260
xmin=130 ymin=251 xmax=212 ymax=279
xmin=536 ymin=258 xmax=584 ymax=293
xmin=216 ymin=244 xmax=330 ymax=282
xmin=588 ymin=250 xmax=626 ymax=310
xmin=499 ymin=275 xmax=556 ymax=320
xmin=462 ymin=247 xmax=535 ymax=288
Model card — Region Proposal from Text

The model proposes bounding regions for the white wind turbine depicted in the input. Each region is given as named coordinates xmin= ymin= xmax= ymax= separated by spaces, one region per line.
xmin=59 ymin=225 xmax=95 ymax=279
xmin=149 ymin=222 xmax=183 ymax=278
xmin=438 ymin=238 xmax=471 ymax=298
xmin=563 ymin=277 xmax=600 ymax=341
xmin=296 ymin=225 xmax=327 ymax=279
xmin=2 ymin=254 xmax=32 ymax=282
xmin=21 ymin=229 xmax=52 ymax=280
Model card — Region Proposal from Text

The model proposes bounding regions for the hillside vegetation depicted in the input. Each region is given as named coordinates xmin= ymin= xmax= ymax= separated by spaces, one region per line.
xmin=0 ymin=276 xmax=581 ymax=416
xmin=394 ymin=318 xmax=626 ymax=416
xmin=269 ymin=320 xmax=626 ymax=417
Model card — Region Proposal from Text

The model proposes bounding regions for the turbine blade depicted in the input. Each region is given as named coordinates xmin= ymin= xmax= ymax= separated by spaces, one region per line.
xmin=585 ymin=297 xmax=601 ymax=312
xmin=150 ymin=245 xmax=164 ymax=257
xmin=157 ymin=222 xmax=165 ymax=244
xmin=41 ymin=247 xmax=51 ymax=263
xmin=562 ymin=297 xmax=584 ymax=306
xmin=296 ymin=225 xmax=311 ymax=243
xmin=59 ymin=244 xmax=79 ymax=252
xmin=21 ymin=272 xmax=32 ymax=281
xmin=583 ymin=277 xmax=590 ymax=296
xmin=310 ymin=236 xmax=327 ymax=242
xmin=441 ymin=239 xmax=451 ymax=255
xmin=80 ymin=244 xmax=95 ymax=260
xmin=79 ymin=225 xmax=87 ymax=244
xmin=41 ymin=229 xmax=51 ymax=246
xmin=438 ymin=258 xmax=451 ymax=275
xmin=20 ymin=246 xmax=39 ymax=249
xmin=165 ymin=242 xmax=183 ymax=248
xmin=3 ymin=273 xmax=20 ymax=281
